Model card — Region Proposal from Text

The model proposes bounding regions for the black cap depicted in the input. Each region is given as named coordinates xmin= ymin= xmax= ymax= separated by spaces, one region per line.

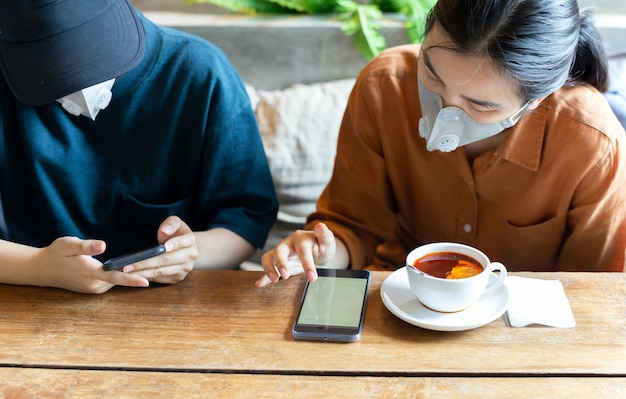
xmin=0 ymin=0 xmax=145 ymax=106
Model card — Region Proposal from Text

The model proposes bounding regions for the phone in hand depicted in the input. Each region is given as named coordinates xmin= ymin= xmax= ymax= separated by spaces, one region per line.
xmin=102 ymin=245 xmax=166 ymax=271
xmin=292 ymin=268 xmax=371 ymax=342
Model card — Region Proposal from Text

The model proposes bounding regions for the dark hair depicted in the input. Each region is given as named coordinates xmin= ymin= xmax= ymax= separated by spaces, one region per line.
xmin=424 ymin=0 xmax=609 ymax=102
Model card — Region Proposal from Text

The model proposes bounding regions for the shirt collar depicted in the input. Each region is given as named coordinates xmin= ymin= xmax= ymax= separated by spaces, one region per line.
xmin=496 ymin=102 xmax=548 ymax=171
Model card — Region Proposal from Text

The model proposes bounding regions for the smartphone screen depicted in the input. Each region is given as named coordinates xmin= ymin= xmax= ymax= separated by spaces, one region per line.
xmin=292 ymin=269 xmax=370 ymax=342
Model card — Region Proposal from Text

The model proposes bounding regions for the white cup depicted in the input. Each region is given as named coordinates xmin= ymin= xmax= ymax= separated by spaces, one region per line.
xmin=405 ymin=242 xmax=507 ymax=313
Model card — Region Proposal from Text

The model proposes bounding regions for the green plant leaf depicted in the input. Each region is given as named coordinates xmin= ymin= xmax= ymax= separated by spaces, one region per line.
xmin=189 ymin=0 xmax=337 ymax=14
xmin=188 ymin=0 xmax=294 ymax=14
xmin=273 ymin=0 xmax=337 ymax=14
xmin=337 ymin=1 xmax=386 ymax=60
xmin=187 ymin=0 xmax=435 ymax=60
xmin=387 ymin=0 xmax=436 ymax=43
xmin=265 ymin=0 xmax=308 ymax=13
xmin=374 ymin=0 xmax=401 ymax=13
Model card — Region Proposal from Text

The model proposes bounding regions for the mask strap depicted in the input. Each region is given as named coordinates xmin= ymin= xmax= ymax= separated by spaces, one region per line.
xmin=502 ymin=102 xmax=530 ymax=128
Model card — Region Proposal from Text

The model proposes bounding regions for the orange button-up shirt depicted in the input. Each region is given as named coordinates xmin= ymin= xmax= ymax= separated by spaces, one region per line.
xmin=307 ymin=45 xmax=626 ymax=272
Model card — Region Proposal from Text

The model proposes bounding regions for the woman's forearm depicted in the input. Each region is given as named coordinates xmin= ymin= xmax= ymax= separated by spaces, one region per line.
xmin=0 ymin=239 xmax=41 ymax=286
xmin=193 ymin=227 xmax=257 ymax=270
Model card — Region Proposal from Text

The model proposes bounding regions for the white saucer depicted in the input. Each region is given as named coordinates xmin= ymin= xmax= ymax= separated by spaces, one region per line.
xmin=380 ymin=267 xmax=510 ymax=331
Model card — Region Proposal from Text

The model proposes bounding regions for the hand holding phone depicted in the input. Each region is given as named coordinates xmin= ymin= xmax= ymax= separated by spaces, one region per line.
xmin=292 ymin=269 xmax=371 ymax=342
xmin=102 ymin=245 xmax=166 ymax=271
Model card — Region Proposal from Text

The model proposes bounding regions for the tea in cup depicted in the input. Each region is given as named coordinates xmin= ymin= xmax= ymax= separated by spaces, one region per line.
xmin=405 ymin=242 xmax=507 ymax=312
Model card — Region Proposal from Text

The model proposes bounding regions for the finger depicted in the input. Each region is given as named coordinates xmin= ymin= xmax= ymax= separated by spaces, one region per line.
xmin=255 ymin=273 xmax=274 ymax=288
xmin=161 ymin=215 xmax=182 ymax=233
xmin=121 ymin=248 xmax=169 ymax=272
xmin=273 ymin=243 xmax=294 ymax=279
xmin=159 ymin=235 xmax=198 ymax=271
xmin=85 ymin=240 xmax=107 ymax=257
xmin=123 ymin=240 xmax=197 ymax=274
xmin=158 ymin=216 xmax=191 ymax=244
xmin=261 ymin=251 xmax=280 ymax=283
xmin=163 ymin=232 xmax=197 ymax=253
xmin=98 ymin=269 xmax=150 ymax=288
xmin=287 ymin=258 xmax=305 ymax=276
xmin=312 ymin=222 xmax=336 ymax=263
xmin=63 ymin=237 xmax=106 ymax=257
xmin=132 ymin=264 xmax=188 ymax=284
xmin=293 ymin=238 xmax=317 ymax=282
xmin=314 ymin=222 xmax=333 ymax=243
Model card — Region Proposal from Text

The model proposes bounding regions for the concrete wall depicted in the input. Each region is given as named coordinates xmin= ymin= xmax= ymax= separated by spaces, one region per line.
xmin=138 ymin=5 xmax=626 ymax=90
xmin=141 ymin=12 xmax=410 ymax=89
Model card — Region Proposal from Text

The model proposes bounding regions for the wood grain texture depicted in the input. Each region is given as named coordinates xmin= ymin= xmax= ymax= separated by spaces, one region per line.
xmin=1 ymin=369 xmax=625 ymax=399
xmin=0 ymin=271 xmax=624 ymax=376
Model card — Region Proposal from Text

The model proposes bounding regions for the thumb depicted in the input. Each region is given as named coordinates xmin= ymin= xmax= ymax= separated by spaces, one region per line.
xmin=313 ymin=222 xmax=332 ymax=241
xmin=81 ymin=239 xmax=107 ymax=257
xmin=312 ymin=222 xmax=336 ymax=263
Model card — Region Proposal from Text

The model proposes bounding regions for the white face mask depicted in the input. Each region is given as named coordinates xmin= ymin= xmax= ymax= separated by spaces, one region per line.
xmin=56 ymin=78 xmax=115 ymax=121
xmin=418 ymin=78 xmax=528 ymax=152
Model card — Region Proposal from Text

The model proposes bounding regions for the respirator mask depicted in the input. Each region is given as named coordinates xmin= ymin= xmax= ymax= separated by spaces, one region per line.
xmin=418 ymin=78 xmax=528 ymax=152
xmin=56 ymin=78 xmax=115 ymax=121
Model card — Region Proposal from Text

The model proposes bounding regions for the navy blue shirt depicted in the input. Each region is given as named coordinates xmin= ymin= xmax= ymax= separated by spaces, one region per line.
xmin=0 ymin=13 xmax=278 ymax=260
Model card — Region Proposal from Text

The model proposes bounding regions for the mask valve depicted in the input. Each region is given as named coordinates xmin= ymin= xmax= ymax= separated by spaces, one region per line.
xmin=435 ymin=134 xmax=460 ymax=152
xmin=56 ymin=78 xmax=115 ymax=121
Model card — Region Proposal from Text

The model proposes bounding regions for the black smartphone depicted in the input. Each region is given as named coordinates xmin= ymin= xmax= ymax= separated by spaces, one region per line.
xmin=292 ymin=269 xmax=371 ymax=342
xmin=102 ymin=245 xmax=166 ymax=271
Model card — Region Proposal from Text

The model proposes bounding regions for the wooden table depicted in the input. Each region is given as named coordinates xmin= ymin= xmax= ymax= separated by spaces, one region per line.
xmin=1 ymin=270 xmax=624 ymax=398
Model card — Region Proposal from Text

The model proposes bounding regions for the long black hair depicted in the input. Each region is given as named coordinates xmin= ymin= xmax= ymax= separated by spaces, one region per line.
xmin=424 ymin=0 xmax=609 ymax=102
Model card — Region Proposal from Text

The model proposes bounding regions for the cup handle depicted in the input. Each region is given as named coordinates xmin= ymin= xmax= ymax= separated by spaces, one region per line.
xmin=485 ymin=261 xmax=507 ymax=291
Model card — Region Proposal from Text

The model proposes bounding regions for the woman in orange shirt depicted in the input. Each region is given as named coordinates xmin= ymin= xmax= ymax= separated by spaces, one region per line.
xmin=257 ymin=0 xmax=626 ymax=287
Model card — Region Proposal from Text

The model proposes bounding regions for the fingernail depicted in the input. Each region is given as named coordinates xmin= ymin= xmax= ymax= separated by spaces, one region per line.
xmin=165 ymin=242 xmax=174 ymax=252
xmin=258 ymin=276 xmax=270 ymax=287
xmin=123 ymin=265 xmax=135 ymax=273
xmin=162 ymin=223 xmax=175 ymax=235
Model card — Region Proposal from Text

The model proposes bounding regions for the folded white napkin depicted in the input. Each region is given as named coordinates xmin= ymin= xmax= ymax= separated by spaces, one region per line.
xmin=505 ymin=276 xmax=576 ymax=328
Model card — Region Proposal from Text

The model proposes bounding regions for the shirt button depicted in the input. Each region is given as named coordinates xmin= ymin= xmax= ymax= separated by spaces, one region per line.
xmin=463 ymin=224 xmax=472 ymax=233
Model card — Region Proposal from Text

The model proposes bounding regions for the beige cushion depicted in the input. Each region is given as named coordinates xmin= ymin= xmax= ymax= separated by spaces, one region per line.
xmin=244 ymin=79 xmax=355 ymax=263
